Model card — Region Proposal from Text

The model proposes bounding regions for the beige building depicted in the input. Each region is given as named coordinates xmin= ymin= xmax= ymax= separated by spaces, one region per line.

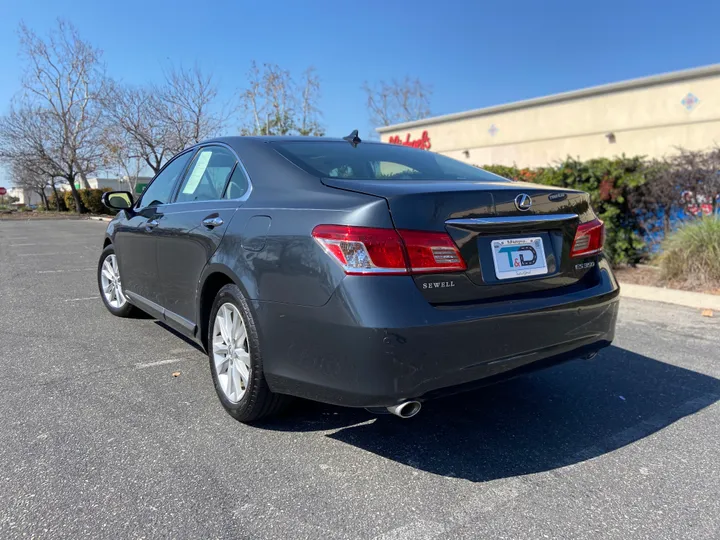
xmin=378 ymin=64 xmax=720 ymax=167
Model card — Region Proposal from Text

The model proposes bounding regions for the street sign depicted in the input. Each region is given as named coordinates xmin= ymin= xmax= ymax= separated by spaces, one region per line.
xmin=135 ymin=183 xmax=147 ymax=194
xmin=0 ymin=187 xmax=7 ymax=196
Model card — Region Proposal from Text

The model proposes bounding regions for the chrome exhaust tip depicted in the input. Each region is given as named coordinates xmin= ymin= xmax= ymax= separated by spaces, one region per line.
xmin=386 ymin=401 xmax=422 ymax=419
xmin=583 ymin=351 xmax=599 ymax=360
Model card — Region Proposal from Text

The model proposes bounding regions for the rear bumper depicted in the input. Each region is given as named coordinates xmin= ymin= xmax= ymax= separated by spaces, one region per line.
xmin=256 ymin=259 xmax=620 ymax=407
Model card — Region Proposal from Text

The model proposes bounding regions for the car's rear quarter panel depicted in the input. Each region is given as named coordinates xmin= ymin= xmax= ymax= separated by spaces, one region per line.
xmin=209 ymin=144 xmax=394 ymax=307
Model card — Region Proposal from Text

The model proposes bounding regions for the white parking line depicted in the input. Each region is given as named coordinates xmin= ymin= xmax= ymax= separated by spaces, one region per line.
xmin=10 ymin=243 xmax=37 ymax=247
xmin=135 ymin=358 xmax=190 ymax=370
xmin=64 ymin=296 xmax=100 ymax=302
xmin=18 ymin=252 xmax=87 ymax=257
xmin=37 ymin=268 xmax=96 ymax=274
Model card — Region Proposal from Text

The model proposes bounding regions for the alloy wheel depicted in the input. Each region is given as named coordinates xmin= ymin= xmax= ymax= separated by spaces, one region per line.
xmin=212 ymin=303 xmax=251 ymax=403
xmin=100 ymin=254 xmax=127 ymax=309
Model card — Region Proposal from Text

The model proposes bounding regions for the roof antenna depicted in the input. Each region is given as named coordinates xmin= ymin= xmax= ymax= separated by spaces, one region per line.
xmin=343 ymin=129 xmax=362 ymax=148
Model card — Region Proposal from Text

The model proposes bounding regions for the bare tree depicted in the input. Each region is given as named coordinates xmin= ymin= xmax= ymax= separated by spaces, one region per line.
xmin=103 ymin=65 xmax=222 ymax=177
xmin=103 ymin=126 xmax=145 ymax=194
xmin=298 ymin=67 xmax=323 ymax=136
xmin=362 ymin=76 xmax=432 ymax=128
xmin=159 ymin=64 xmax=224 ymax=150
xmin=10 ymin=160 xmax=50 ymax=209
xmin=0 ymin=106 xmax=63 ymax=189
xmin=238 ymin=62 xmax=323 ymax=136
xmin=8 ymin=20 xmax=109 ymax=212
xmin=102 ymin=82 xmax=172 ymax=175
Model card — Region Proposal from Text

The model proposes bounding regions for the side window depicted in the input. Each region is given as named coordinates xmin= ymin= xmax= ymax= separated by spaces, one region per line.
xmin=137 ymin=151 xmax=194 ymax=209
xmin=223 ymin=163 xmax=250 ymax=199
xmin=175 ymin=146 xmax=236 ymax=203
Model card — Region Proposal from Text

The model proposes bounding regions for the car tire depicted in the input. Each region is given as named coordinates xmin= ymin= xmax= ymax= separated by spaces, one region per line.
xmin=208 ymin=284 xmax=289 ymax=422
xmin=97 ymin=245 xmax=136 ymax=318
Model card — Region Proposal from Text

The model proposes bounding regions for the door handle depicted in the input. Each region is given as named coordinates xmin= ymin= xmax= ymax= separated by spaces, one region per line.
xmin=202 ymin=217 xmax=224 ymax=228
xmin=145 ymin=219 xmax=159 ymax=231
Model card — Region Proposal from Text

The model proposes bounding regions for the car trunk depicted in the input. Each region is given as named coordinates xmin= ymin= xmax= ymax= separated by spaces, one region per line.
xmin=322 ymin=178 xmax=600 ymax=304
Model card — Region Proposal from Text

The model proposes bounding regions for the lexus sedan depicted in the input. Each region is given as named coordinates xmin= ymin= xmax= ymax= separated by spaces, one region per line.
xmin=98 ymin=134 xmax=619 ymax=422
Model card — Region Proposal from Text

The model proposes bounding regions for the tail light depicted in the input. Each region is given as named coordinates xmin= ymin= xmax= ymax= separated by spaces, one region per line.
xmin=312 ymin=225 xmax=466 ymax=275
xmin=398 ymin=230 xmax=467 ymax=273
xmin=570 ymin=218 xmax=605 ymax=258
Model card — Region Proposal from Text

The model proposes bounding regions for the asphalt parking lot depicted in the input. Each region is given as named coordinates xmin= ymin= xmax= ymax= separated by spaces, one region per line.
xmin=1 ymin=218 xmax=719 ymax=540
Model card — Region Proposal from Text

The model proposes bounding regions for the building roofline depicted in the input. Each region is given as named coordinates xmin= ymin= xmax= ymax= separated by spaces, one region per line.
xmin=376 ymin=63 xmax=720 ymax=134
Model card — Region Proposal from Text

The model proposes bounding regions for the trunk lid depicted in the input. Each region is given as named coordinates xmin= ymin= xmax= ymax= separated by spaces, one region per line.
xmin=322 ymin=178 xmax=599 ymax=304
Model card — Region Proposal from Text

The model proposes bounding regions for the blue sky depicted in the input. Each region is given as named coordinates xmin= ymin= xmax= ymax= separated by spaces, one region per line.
xmin=1 ymin=0 xmax=719 ymax=185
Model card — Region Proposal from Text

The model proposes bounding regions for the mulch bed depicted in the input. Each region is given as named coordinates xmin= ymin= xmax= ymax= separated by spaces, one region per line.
xmin=614 ymin=265 xmax=720 ymax=296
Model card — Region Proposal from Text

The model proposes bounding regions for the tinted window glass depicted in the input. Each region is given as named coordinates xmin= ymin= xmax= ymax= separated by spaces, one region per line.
xmin=138 ymin=151 xmax=193 ymax=209
xmin=273 ymin=141 xmax=505 ymax=182
xmin=175 ymin=147 xmax=236 ymax=203
xmin=223 ymin=163 xmax=250 ymax=199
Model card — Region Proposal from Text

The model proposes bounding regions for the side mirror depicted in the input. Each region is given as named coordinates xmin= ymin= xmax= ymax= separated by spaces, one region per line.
xmin=102 ymin=191 xmax=134 ymax=211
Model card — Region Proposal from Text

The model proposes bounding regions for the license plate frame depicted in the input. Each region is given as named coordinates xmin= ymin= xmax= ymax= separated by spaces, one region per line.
xmin=491 ymin=236 xmax=548 ymax=280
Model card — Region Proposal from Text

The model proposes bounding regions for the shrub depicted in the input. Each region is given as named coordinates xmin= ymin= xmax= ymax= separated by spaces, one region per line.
xmin=56 ymin=188 xmax=111 ymax=214
xmin=481 ymin=157 xmax=647 ymax=265
xmin=48 ymin=191 xmax=68 ymax=211
xmin=80 ymin=188 xmax=111 ymax=214
xmin=660 ymin=217 xmax=720 ymax=287
xmin=63 ymin=190 xmax=78 ymax=211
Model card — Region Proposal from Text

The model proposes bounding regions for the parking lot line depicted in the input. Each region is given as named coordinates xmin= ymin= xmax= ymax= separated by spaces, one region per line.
xmin=37 ymin=268 xmax=96 ymax=274
xmin=18 ymin=252 xmax=88 ymax=257
xmin=135 ymin=358 xmax=191 ymax=369
xmin=64 ymin=296 xmax=100 ymax=302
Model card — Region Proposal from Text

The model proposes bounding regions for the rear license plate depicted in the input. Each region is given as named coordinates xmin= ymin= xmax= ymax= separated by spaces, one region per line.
xmin=491 ymin=237 xmax=548 ymax=280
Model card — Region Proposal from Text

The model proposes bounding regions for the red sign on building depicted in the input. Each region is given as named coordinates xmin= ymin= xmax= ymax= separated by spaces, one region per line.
xmin=388 ymin=130 xmax=432 ymax=150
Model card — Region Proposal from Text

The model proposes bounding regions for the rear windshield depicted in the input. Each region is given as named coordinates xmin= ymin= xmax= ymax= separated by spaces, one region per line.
xmin=272 ymin=141 xmax=506 ymax=182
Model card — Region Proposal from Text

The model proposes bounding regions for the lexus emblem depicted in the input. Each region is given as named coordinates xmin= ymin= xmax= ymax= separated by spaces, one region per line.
xmin=515 ymin=193 xmax=532 ymax=211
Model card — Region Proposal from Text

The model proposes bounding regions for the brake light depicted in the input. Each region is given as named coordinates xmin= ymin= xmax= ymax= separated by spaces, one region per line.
xmin=570 ymin=218 xmax=605 ymax=258
xmin=397 ymin=230 xmax=467 ymax=273
xmin=312 ymin=225 xmax=466 ymax=275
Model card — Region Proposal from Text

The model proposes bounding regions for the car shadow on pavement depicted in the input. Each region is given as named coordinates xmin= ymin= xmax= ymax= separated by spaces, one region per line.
xmin=263 ymin=346 xmax=720 ymax=482
xmin=153 ymin=320 xmax=206 ymax=353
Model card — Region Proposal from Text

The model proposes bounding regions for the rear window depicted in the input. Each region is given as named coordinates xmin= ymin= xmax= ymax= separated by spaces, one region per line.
xmin=272 ymin=141 xmax=506 ymax=182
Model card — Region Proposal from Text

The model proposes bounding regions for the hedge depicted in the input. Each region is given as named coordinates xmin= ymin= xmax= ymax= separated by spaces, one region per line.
xmin=482 ymin=150 xmax=720 ymax=266
xmin=48 ymin=188 xmax=113 ymax=214
xmin=483 ymin=157 xmax=646 ymax=265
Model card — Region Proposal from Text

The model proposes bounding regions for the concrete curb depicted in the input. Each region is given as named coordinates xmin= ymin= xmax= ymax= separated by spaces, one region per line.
xmin=619 ymin=282 xmax=720 ymax=310
xmin=87 ymin=216 xmax=112 ymax=223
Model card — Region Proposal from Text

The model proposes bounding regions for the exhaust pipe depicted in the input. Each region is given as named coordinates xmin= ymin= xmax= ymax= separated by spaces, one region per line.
xmin=386 ymin=400 xmax=422 ymax=419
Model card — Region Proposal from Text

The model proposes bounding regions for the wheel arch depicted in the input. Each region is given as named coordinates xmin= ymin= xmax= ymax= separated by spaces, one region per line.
xmin=196 ymin=264 xmax=254 ymax=351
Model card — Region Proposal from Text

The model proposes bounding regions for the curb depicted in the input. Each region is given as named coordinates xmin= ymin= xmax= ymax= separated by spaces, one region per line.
xmin=87 ymin=216 xmax=112 ymax=223
xmin=619 ymin=282 xmax=720 ymax=310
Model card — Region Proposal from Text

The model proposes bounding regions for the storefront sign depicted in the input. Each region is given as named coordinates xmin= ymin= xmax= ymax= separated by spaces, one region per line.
xmin=388 ymin=130 xmax=432 ymax=150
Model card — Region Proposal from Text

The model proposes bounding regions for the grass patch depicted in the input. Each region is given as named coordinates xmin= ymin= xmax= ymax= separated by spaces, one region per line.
xmin=660 ymin=217 xmax=720 ymax=289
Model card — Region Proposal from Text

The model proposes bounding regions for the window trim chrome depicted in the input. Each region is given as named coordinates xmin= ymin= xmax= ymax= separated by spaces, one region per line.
xmin=167 ymin=141 xmax=254 ymax=206
xmin=134 ymin=148 xmax=197 ymax=210
xmin=446 ymin=214 xmax=578 ymax=226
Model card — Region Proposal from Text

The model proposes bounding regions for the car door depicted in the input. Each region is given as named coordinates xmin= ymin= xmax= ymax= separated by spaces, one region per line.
xmin=154 ymin=145 xmax=250 ymax=335
xmin=113 ymin=149 xmax=195 ymax=314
